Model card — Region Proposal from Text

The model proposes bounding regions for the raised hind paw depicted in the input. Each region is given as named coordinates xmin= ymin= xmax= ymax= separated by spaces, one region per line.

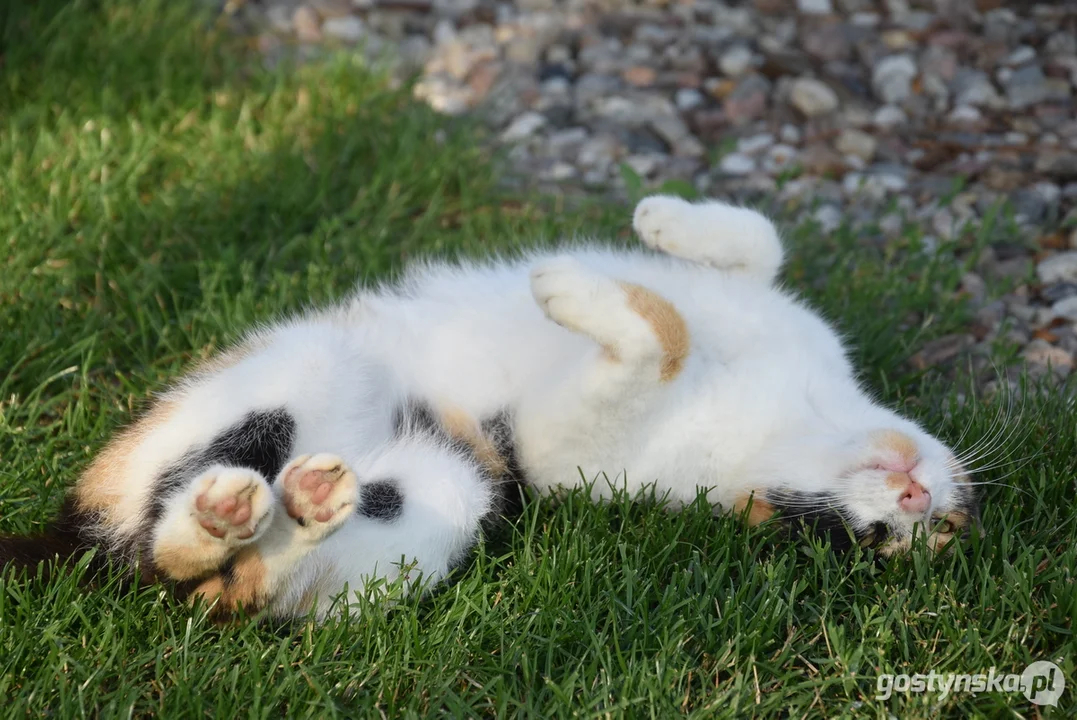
xmin=530 ymin=256 xmax=688 ymax=381
xmin=193 ymin=467 xmax=274 ymax=545
xmin=279 ymin=453 xmax=358 ymax=541
xmin=530 ymin=256 xmax=627 ymax=336
xmin=632 ymin=195 xmax=783 ymax=282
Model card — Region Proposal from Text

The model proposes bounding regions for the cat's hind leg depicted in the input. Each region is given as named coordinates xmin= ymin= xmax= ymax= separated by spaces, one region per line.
xmin=530 ymin=255 xmax=689 ymax=386
xmin=633 ymin=195 xmax=784 ymax=284
xmin=151 ymin=465 xmax=275 ymax=581
xmin=520 ymin=255 xmax=690 ymax=494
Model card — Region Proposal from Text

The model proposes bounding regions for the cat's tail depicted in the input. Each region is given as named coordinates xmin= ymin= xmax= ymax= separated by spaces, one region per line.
xmin=0 ymin=498 xmax=100 ymax=577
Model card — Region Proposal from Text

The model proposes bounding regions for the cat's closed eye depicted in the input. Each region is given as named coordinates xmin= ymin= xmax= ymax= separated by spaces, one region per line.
xmin=931 ymin=518 xmax=956 ymax=534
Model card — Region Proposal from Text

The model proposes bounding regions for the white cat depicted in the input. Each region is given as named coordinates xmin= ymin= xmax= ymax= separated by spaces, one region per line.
xmin=2 ymin=196 xmax=978 ymax=619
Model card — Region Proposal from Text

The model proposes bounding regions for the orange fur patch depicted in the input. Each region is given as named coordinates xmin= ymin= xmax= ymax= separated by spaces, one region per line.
xmin=221 ymin=548 xmax=269 ymax=611
xmin=153 ymin=537 xmax=232 ymax=581
xmin=885 ymin=471 xmax=912 ymax=490
xmin=733 ymin=493 xmax=776 ymax=526
xmin=190 ymin=575 xmax=226 ymax=605
xmin=74 ymin=398 xmax=177 ymax=525
xmin=440 ymin=407 xmax=507 ymax=478
xmin=872 ymin=430 xmax=919 ymax=467
xmin=620 ymin=283 xmax=690 ymax=382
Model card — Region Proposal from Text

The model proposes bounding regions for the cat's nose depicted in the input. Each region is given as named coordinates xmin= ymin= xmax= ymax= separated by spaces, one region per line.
xmin=897 ymin=478 xmax=931 ymax=513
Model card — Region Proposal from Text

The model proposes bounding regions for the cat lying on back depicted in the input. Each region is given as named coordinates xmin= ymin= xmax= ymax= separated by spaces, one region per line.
xmin=1 ymin=196 xmax=979 ymax=619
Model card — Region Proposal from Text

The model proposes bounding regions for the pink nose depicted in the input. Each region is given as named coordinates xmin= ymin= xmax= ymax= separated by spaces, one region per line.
xmin=898 ymin=478 xmax=931 ymax=513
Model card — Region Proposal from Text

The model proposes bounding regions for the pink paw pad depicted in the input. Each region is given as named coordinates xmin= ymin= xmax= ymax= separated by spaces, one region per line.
xmin=279 ymin=454 xmax=358 ymax=534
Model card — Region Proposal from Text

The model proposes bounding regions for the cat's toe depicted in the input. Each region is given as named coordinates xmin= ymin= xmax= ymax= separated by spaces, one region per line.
xmin=193 ymin=468 xmax=273 ymax=544
xmin=529 ymin=257 xmax=608 ymax=320
xmin=633 ymin=195 xmax=692 ymax=251
xmin=279 ymin=453 xmax=358 ymax=538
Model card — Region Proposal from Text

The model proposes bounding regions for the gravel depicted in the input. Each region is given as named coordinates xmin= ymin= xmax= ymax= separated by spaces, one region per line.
xmin=220 ymin=0 xmax=1077 ymax=394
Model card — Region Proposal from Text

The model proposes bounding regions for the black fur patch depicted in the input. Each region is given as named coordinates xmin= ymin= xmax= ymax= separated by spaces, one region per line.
xmin=765 ymin=490 xmax=870 ymax=551
xmin=358 ymin=480 xmax=405 ymax=522
xmin=392 ymin=399 xmax=441 ymax=439
xmin=147 ymin=408 xmax=297 ymax=524
xmin=480 ymin=410 xmax=528 ymax=517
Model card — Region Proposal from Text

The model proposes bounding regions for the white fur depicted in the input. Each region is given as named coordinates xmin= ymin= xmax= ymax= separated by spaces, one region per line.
xmin=85 ymin=196 xmax=972 ymax=618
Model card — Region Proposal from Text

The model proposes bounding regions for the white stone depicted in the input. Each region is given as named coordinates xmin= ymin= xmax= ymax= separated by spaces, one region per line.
xmin=789 ymin=77 xmax=840 ymax=116
xmin=948 ymin=105 xmax=982 ymax=123
xmin=813 ymin=205 xmax=843 ymax=233
xmin=541 ymin=161 xmax=578 ymax=182
xmin=780 ymin=124 xmax=802 ymax=144
xmin=872 ymin=54 xmax=918 ymax=104
xmin=624 ymin=154 xmax=662 ymax=178
xmin=762 ymin=144 xmax=799 ymax=174
xmin=322 ymin=16 xmax=364 ymax=42
xmin=873 ymin=105 xmax=907 ymax=129
xmin=1003 ymin=45 xmax=1036 ymax=66
xmin=719 ymin=152 xmax=756 ymax=175
xmin=835 ymin=129 xmax=877 ymax=161
xmin=719 ymin=46 xmax=754 ymax=77
xmin=675 ymin=88 xmax=704 ymax=111
xmin=737 ymin=133 xmax=775 ymax=155
xmin=500 ymin=112 xmax=546 ymax=142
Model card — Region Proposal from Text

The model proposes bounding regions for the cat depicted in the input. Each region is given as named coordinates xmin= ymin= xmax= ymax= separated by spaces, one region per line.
xmin=0 ymin=195 xmax=979 ymax=620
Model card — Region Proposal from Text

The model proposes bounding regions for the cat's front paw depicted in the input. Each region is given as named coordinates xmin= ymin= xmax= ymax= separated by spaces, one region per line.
xmin=279 ymin=453 xmax=358 ymax=540
xmin=193 ymin=467 xmax=274 ymax=545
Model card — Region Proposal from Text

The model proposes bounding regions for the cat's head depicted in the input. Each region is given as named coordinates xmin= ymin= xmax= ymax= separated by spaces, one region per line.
xmin=743 ymin=427 xmax=979 ymax=554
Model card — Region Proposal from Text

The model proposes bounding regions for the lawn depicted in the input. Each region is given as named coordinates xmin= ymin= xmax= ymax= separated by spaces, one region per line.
xmin=0 ymin=1 xmax=1073 ymax=717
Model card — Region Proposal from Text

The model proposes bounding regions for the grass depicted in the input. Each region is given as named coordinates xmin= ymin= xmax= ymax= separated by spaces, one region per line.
xmin=0 ymin=1 xmax=1074 ymax=717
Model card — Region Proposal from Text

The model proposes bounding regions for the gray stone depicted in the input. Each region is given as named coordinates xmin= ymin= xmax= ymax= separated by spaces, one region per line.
xmin=1052 ymin=296 xmax=1077 ymax=322
xmin=1005 ymin=64 xmax=1050 ymax=109
xmin=952 ymin=69 xmax=1001 ymax=108
xmin=1038 ymin=252 xmax=1077 ymax=284
xmin=797 ymin=0 xmax=833 ymax=14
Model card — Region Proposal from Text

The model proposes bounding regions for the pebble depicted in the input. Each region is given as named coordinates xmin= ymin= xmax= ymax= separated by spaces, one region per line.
xmin=322 ymin=16 xmax=364 ymax=42
xmin=719 ymin=46 xmax=755 ymax=77
xmin=1038 ymin=252 xmax=1077 ymax=284
xmin=797 ymin=0 xmax=834 ymax=14
xmin=835 ymin=129 xmax=877 ymax=162
xmin=234 ymin=0 xmax=1077 ymax=397
xmin=501 ymin=111 xmax=546 ymax=142
xmin=293 ymin=5 xmax=322 ymax=43
xmin=789 ymin=77 xmax=840 ymax=116
xmin=719 ymin=153 xmax=756 ymax=176
xmin=1022 ymin=340 xmax=1074 ymax=377
xmin=872 ymin=54 xmax=917 ymax=104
